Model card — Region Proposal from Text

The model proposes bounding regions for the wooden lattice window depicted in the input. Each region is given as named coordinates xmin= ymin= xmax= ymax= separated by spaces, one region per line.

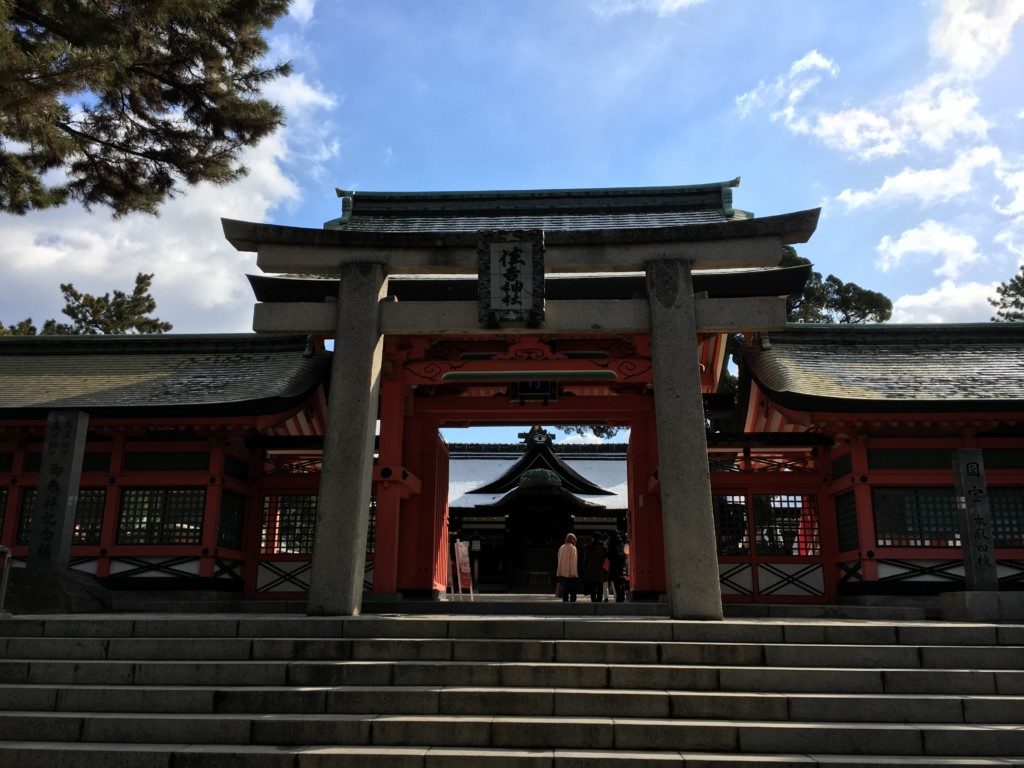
xmin=712 ymin=495 xmax=748 ymax=555
xmin=835 ymin=491 xmax=859 ymax=553
xmin=872 ymin=487 xmax=959 ymax=547
xmin=753 ymin=494 xmax=821 ymax=556
xmin=218 ymin=491 xmax=246 ymax=550
xmin=990 ymin=488 xmax=1024 ymax=548
xmin=261 ymin=495 xmax=318 ymax=554
xmin=17 ymin=488 xmax=107 ymax=545
xmin=117 ymin=488 xmax=205 ymax=545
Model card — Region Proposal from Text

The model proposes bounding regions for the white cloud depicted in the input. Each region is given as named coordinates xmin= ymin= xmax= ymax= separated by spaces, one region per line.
xmin=995 ymin=216 xmax=1024 ymax=265
xmin=805 ymin=108 xmax=903 ymax=160
xmin=929 ymin=0 xmax=1024 ymax=79
xmin=890 ymin=279 xmax=999 ymax=323
xmin=894 ymin=78 xmax=989 ymax=150
xmin=0 ymin=133 xmax=301 ymax=332
xmin=262 ymin=72 xmax=336 ymax=114
xmin=590 ymin=0 xmax=705 ymax=18
xmin=289 ymin=0 xmax=316 ymax=26
xmin=995 ymin=165 xmax=1024 ymax=217
xmin=556 ymin=431 xmax=606 ymax=445
xmin=876 ymin=220 xmax=982 ymax=279
xmin=0 ymin=41 xmax=338 ymax=334
xmin=834 ymin=145 xmax=1001 ymax=209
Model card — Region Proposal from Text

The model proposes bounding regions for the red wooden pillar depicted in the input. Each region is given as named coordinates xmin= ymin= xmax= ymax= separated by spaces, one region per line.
xmin=850 ymin=438 xmax=878 ymax=582
xmin=198 ymin=440 xmax=225 ymax=578
xmin=1 ymin=446 xmax=24 ymax=547
xmin=817 ymin=493 xmax=840 ymax=602
xmin=241 ymin=447 xmax=264 ymax=599
xmin=95 ymin=432 xmax=125 ymax=579
xmin=373 ymin=376 xmax=405 ymax=594
xmin=398 ymin=415 xmax=441 ymax=595
xmin=432 ymin=433 xmax=450 ymax=592
xmin=628 ymin=409 xmax=666 ymax=595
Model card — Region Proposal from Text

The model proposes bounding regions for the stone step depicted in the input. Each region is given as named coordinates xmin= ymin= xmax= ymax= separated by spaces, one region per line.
xmin=1 ymin=742 xmax=1020 ymax=767
xmin=2 ymin=616 xmax=1020 ymax=646
xmin=3 ymin=636 xmax=1024 ymax=669
xmin=2 ymin=711 xmax=1024 ymax=755
xmin=1 ymin=683 xmax=1023 ymax=723
xmin=3 ymin=658 xmax=1023 ymax=694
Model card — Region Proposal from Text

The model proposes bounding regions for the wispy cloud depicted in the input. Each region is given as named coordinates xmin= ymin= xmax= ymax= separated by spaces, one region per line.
xmin=589 ymin=0 xmax=706 ymax=18
xmin=834 ymin=146 xmax=1001 ymax=209
xmin=289 ymin=0 xmax=316 ymax=26
xmin=737 ymin=55 xmax=990 ymax=160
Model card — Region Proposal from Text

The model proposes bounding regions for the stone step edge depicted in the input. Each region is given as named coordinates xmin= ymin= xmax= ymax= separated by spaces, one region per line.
xmin=6 ymin=638 xmax=1024 ymax=649
xmin=4 ymin=681 xmax=1021 ymax=697
xmin=1 ymin=618 xmax=1019 ymax=643
xmin=4 ymin=710 xmax=1024 ymax=730
xmin=4 ymin=657 xmax=1024 ymax=674
xmin=0 ymin=742 xmax=1019 ymax=766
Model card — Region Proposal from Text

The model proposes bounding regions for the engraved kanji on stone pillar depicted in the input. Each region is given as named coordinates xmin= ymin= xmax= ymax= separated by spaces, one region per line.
xmin=952 ymin=449 xmax=999 ymax=591
xmin=27 ymin=410 xmax=89 ymax=572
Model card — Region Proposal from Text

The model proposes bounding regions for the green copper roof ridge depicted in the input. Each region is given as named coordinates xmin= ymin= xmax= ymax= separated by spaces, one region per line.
xmin=333 ymin=178 xmax=740 ymax=200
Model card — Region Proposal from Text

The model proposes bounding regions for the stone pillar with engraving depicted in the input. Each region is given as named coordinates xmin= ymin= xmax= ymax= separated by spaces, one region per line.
xmin=646 ymin=259 xmax=724 ymax=620
xmin=952 ymin=449 xmax=999 ymax=591
xmin=27 ymin=410 xmax=90 ymax=572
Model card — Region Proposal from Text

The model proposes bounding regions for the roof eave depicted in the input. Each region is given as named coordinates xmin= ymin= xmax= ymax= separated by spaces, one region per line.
xmin=222 ymin=208 xmax=821 ymax=253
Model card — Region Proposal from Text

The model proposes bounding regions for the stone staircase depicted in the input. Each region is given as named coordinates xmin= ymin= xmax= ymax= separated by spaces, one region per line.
xmin=0 ymin=614 xmax=1023 ymax=766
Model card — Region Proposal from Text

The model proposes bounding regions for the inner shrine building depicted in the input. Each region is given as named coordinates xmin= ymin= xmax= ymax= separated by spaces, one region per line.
xmin=1 ymin=180 xmax=1022 ymax=617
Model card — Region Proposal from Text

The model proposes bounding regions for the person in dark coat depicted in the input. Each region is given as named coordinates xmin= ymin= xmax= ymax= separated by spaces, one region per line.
xmin=580 ymin=534 xmax=608 ymax=603
xmin=606 ymin=529 xmax=628 ymax=603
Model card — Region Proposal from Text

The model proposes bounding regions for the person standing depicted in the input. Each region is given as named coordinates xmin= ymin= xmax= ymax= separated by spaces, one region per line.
xmin=606 ymin=529 xmax=628 ymax=603
xmin=556 ymin=533 xmax=579 ymax=602
xmin=581 ymin=534 xmax=608 ymax=603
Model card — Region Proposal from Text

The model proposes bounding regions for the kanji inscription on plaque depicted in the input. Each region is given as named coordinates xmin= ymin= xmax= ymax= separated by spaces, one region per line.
xmin=478 ymin=230 xmax=545 ymax=327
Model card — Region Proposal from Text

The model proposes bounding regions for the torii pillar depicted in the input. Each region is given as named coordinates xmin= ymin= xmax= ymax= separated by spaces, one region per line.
xmin=307 ymin=262 xmax=387 ymax=615
xmin=646 ymin=259 xmax=724 ymax=619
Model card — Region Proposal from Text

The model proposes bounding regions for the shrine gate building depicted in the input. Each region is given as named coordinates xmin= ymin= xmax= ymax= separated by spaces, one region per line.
xmin=1 ymin=180 xmax=1022 ymax=615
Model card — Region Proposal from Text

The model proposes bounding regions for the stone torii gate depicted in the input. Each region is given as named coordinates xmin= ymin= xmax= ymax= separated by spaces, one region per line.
xmin=224 ymin=183 xmax=819 ymax=619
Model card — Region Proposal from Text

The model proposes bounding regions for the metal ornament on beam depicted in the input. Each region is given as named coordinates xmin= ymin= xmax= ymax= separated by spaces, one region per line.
xmin=478 ymin=230 xmax=545 ymax=328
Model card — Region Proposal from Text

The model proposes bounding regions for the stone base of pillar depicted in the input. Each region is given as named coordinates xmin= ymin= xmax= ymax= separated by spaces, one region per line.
xmin=5 ymin=568 xmax=112 ymax=614
xmin=940 ymin=591 xmax=1024 ymax=622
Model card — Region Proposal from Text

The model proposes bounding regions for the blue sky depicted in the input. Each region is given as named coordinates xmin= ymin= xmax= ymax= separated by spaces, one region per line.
xmin=1 ymin=0 xmax=1023 ymax=443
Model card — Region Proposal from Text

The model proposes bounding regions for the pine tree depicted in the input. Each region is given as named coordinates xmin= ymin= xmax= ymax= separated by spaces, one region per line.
xmin=1 ymin=273 xmax=172 ymax=334
xmin=781 ymin=246 xmax=892 ymax=323
xmin=990 ymin=265 xmax=1024 ymax=322
xmin=0 ymin=0 xmax=289 ymax=216
xmin=0 ymin=318 xmax=37 ymax=335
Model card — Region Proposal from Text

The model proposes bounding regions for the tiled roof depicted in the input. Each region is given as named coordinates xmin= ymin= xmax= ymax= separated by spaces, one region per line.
xmin=744 ymin=324 xmax=1024 ymax=411
xmin=326 ymin=181 xmax=744 ymax=234
xmin=332 ymin=209 xmax=736 ymax=234
xmin=0 ymin=334 xmax=328 ymax=417
xmin=448 ymin=455 xmax=628 ymax=510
